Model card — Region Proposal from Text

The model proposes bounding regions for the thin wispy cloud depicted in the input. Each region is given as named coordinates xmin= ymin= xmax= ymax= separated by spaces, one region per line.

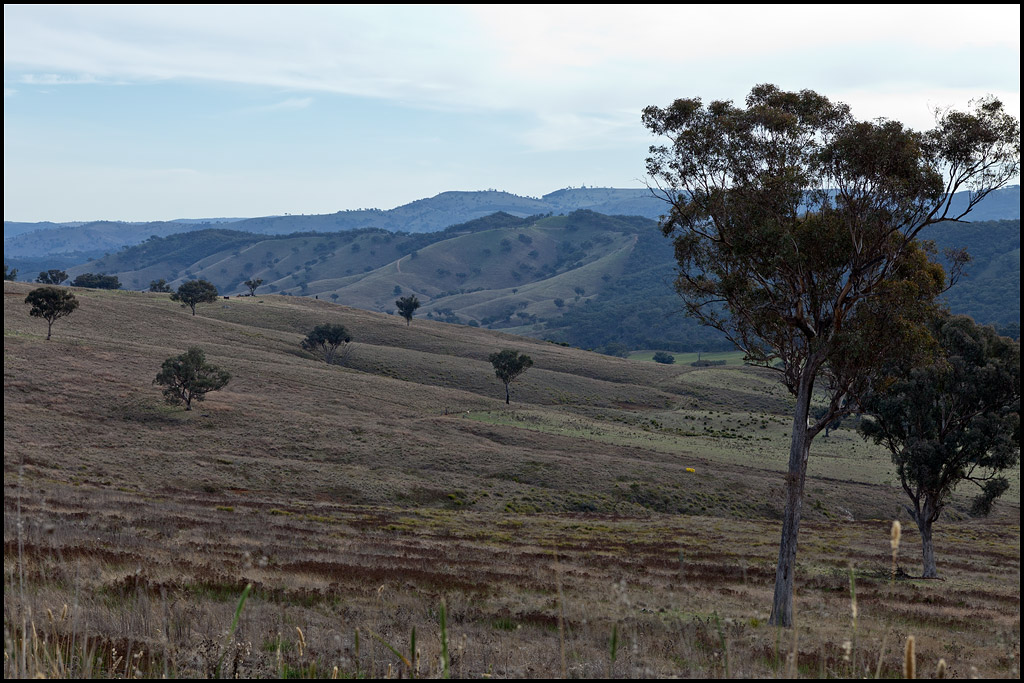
xmin=249 ymin=97 xmax=314 ymax=113
xmin=6 ymin=5 xmax=1018 ymax=121
xmin=18 ymin=73 xmax=108 ymax=85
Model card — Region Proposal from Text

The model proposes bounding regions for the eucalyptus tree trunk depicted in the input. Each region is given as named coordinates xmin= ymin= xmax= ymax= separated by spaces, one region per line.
xmin=913 ymin=498 xmax=938 ymax=578
xmin=768 ymin=369 xmax=816 ymax=627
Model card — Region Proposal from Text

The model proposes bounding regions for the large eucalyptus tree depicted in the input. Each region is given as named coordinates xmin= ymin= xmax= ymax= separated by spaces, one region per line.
xmin=643 ymin=84 xmax=1019 ymax=626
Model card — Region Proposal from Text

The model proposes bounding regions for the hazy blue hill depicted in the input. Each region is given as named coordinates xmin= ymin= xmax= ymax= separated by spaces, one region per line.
xmin=6 ymin=185 xmax=1017 ymax=267
xmin=3 ymin=219 xmax=217 ymax=259
xmin=5 ymin=191 xmax=562 ymax=260
xmin=946 ymin=185 xmax=1019 ymax=221
xmin=225 ymin=191 xmax=553 ymax=236
xmin=542 ymin=187 xmax=665 ymax=218
xmin=4 ymin=220 xmax=85 ymax=240
xmin=168 ymin=217 xmax=249 ymax=225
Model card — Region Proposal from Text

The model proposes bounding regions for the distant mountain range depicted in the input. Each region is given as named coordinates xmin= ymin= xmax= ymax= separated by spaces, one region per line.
xmin=3 ymin=187 xmax=673 ymax=261
xmin=6 ymin=185 xmax=1019 ymax=263
xmin=5 ymin=186 xmax=1019 ymax=352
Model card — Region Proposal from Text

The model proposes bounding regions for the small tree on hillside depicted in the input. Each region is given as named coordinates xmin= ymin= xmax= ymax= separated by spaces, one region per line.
xmin=489 ymin=349 xmax=534 ymax=404
xmin=652 ymin=351 xmax=675 ymax=364
xmin=36 ymin=269 xmax=68 ymax=285
xmin=244 ymin=278 xmax=264 ymax=296
xmin=25 ymin=287 xmax=79 ymax=340
xmin=154 ymin=347 xmax=230 ymax=411
xmin=643 ymin=84 xmax=1019 ymax=626
xmin=171 ymin=280 xmax=219 ymax=316
xmin=301 ymin=323 xmax=353 ymax=365
xmin=4 ymin=265 xmax=18 ymax=281
xmin=396 ymin=295 xmax=421 ymax=326
xmin=859 ymin=313 xmax=1020 ymax=578
xmin=149 ymin=279 xmax=172 ymax=293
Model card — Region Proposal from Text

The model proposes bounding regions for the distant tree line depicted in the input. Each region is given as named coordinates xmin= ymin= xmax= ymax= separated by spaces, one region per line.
xmin=71 ymin=273 xmax=121 ymax=289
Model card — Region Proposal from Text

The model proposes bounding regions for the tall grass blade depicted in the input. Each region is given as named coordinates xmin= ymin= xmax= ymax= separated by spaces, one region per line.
xmin=439 ymin=599 xmax=450 ymax=679
xmin=608 ymin=623 xmax=619 ymax=679
xmin=714 ymin=611 xmax=730 ymax=678
xmin=214 ymin=582 xmax=251 ymax=678
xmin=367 ymin=629 xmax=412 ymax=671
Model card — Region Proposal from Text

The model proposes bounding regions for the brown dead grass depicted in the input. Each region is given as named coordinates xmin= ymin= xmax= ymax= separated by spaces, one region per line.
xmin=4 ymin=281 xmax=1020 ymax=678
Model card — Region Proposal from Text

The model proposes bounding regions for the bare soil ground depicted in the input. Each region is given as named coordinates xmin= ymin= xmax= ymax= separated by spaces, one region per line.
xmin=4 ymin=282 xmax=1019 ymax=677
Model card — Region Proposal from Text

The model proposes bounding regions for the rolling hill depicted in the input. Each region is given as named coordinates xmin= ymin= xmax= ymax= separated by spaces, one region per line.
xmin=4 ymin=280 xmax=1018 ymax=678
xmin=53 ymin=210 xmax=1021 ymax=355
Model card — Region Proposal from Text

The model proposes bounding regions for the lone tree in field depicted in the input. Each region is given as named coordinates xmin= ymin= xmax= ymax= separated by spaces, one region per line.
xmin=396 ymin=295 xmax=421 ymax=326
xmin=25 ymin=287 xmax=79 ymax=340
xmin=643 ymin=84 xmax=1019 ymax=626
xmin=859 ymin=314 xmax=1020 ymax=578
xmin=154 ymin=347 xmax=231 ymax=410
xmin=243 ymin=278 xmax=264 ymax=296
xmin=301 ymin=323 xmax=353 ymax=365
xmin=149 ymin=279 xmax=172 ymax=293
xmin=36 ymin=269 xmax=68 ymax=285
xmin=489 ymin=349 xmax=533 ymax=404
xmin=4 ymin=265 xmax=17 ymax=281
xmin=171 ymin=279 xmax=219 ymax=316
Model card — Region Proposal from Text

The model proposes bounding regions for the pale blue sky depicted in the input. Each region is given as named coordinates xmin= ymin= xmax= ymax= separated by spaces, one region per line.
xmin=4 ymin=4 xmax=1020 ymax=222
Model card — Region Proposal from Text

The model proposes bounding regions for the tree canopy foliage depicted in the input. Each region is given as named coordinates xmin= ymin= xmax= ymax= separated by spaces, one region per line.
xmin=859 ymin=314 xmax=1020 ymax=577
xmin=154 ymin=347 xmax=230 ymax=411
xmin=643 ymin=84 xmax=1019 ymax=626
xmin=396 ymin=295 xmax=421 ymax=326
xmin=489 ymin=349 xmax=534 ymax=404
xmin=72 ymin=273 xmax=121 ymax=289
xmin=36 ymin=269 xmax=68 ymax=285
xmin=300 ymin=323 xmax=353 ymax=365
xmin=149 ymin=279 xmax=172 ymax=293
xmin=171 ymin=280 xmax=219 ymax=315
xmin=244 ymin=278 xmax=264 ymax=296
xmin=25 ymin=287 xmax=79 ymax=341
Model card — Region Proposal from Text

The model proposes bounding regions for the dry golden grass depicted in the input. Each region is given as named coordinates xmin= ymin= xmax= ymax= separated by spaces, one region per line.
xmin=4 ymin=281 xmax=1020 ymax=677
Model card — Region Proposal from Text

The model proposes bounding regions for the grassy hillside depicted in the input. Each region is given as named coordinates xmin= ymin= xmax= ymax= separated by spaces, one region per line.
xmin=925 ymin=219 xmax=1021 ymax=325
xmin=5 ymin=281 xmax=1019 ymax=678
xmin=63 ymin=212 xmax=673 ymax=342
xmin=48 ymin=211 xmax=1019 ymax=360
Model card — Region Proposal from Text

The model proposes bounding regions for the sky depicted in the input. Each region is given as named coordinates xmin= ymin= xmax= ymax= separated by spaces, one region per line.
xmin=3 ymin=4 xmax=1020 ymax=223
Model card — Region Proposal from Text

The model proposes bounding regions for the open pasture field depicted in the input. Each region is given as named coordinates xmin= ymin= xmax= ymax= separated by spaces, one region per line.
xmin=4 ymin=282 xmax=1019 ymax=678
xmin=627 ymin=350 xmax=747 ymax=366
